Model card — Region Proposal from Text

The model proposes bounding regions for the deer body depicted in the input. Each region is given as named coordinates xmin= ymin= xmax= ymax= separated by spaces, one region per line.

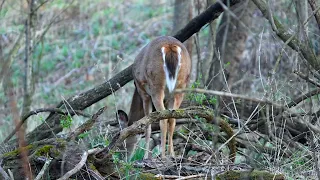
xmin=130 ymin=36 xmax=191 ymax=158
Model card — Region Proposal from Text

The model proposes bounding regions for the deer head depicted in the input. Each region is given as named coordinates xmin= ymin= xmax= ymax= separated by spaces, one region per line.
xmin=128 ymin=36 xmax=191 ymax=159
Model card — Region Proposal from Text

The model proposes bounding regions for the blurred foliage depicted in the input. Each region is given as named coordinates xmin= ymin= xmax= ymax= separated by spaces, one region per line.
xmin=0 ymin=0 xmax=175 ymax=139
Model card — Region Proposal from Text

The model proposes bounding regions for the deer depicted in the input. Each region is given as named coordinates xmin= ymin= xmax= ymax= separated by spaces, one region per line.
xmin=126 ymin=36 xmax=191 ymax=159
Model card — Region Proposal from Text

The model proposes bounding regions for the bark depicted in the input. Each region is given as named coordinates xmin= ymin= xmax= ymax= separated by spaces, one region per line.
xmin=295 ymin=0 xmax=308 ymax=39
xmin=1 ymin=138 xmax=93 ymax=180
xmin=201 ymin=0 xmax=217 ymax=84
xmin=207 ymin=0 xmax=255 ymax=91
xmin=172 ymin=0 xmax=195 ymax=82
xmin=308 ymin=0 xmax=320 ymax=30
xmin=22 ymin=0 xmax=37 ymax=131
xmin=216 ymin=170 xmax=285 ymax=180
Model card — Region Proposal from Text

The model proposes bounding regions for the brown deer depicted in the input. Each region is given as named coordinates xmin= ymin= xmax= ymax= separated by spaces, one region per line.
xmin=127 ymin=36 xmax=191 ymax=159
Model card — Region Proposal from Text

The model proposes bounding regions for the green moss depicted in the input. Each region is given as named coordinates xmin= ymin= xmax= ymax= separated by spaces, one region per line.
xmin=216 ymin=170 xmax=285 ymax=180
xmin=56 ymin=138 xmax=67 ymax=148
xmin=35 ymin=145 xmax=54 ymax=156
xmin=88 ymin=163 xmax=97 ymax=171
xmin=139 ymin=173 xmax=157 ymax=180
xmin=50 ymin=147 xmax=61 ymax=157
xmin=174 ymin=109 xmax=184 ymax=114
xmin=3 ymin=145 xmax=33 ymax=158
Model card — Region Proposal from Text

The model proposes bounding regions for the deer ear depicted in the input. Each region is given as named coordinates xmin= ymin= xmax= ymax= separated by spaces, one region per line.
xmin=117 ymin=110 xmax=128 ymax=126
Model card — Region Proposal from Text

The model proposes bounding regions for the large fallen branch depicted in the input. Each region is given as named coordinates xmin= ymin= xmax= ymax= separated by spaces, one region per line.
xmin=131 ymin=162 xmax=284 ymax=179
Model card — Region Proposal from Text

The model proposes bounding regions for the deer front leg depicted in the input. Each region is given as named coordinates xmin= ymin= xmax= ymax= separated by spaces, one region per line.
xmin=142 ymin=96 xmax=152 ymax=159
xmin=160 ymin=119 xmax=168 ymax=158
xmin=151 ymin=92 xmax=167 ymax=158
xmin=167 ymin=93 xmax=184 ymax=157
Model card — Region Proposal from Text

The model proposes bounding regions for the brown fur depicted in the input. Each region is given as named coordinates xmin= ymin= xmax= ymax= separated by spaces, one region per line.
xmin=128 ymin=86 xmax=144 ymax=126
xmin=125 ymin=86 xmax=145 ymax=157
xmin=128 ymin=36 xmax=191 ymax=159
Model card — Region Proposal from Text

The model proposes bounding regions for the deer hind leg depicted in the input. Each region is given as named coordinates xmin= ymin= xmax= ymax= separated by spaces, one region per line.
xmin=126 ymin=87 xmax=145 ymax=160
xmin=167 ymin=93 xmax=184 ymax=157
xmin=150 ymin=91 xmax=167 ymax=158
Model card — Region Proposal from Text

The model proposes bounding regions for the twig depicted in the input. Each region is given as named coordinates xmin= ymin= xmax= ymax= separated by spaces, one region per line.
xmin=177 ymin=174 xmax=206 ymax=180
xmin=294 ymin=71 xmax=320 ymax=88
xmin=194 ymin=33 xmax=201 ymax=82
xmin=176 ymin=88 xmax=283 ymax=108
xmin=52 ymin=68 xmax=80 ymax=87
xmin=34 ymin=157 xmax=52 ymax=180
xmin=7 ymin=169 xmax=13 ymax=180
xmin=57 ymin=151 xmax=88 ymax=180
xmin=308 ymin=0 xmax=320 ymax=30
xmin=0 ymin=164 xmax=10 ymax=180
xmin=216 ymin=0 xmax=253 ymax=33
xmin=252 ymin=0 xmax=320 ymax=70
xmin=33 ymin=0 xmax=50 ymax=13
xmin=67 ymin=106 xmax=107 ymax=140
xmin=174 ymin=0 xmax=241 ymax=42
xmin=266 ymin=0 xmax=277 ymax=32
xmin=0 ymin=0 xmax=5 ymax=12
xmin=87 ymin=168 xmax=104 ymax=180
xmin=3 ymin=68 xmax=32 ymax=179
xmin=155 ymin=174 xmax=181 ymax=179
xmin=177 ymin=133 xmax=212 ymax=154
xmin=88 ymin=148 xmax=101 ymax=155
xmin=0 ymin=32 xmax=23 ymax=84
xmin=155 ymin=174 xmax=206 ymax=179
xmin=3 ymin=108 xmax=91 ymax=144
xmin=287 ymin=88 xmax=320 ymax=108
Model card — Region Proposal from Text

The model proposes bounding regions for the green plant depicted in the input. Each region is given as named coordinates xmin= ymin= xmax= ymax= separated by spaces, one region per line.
xmin=122 ymin=161 xmax=134 ymax=179
xmin=88 ymin=134 xmax=106 ymax=149
xmin=105 ymin=138 xmax=110 ymax=146
xmin=187 ymin=75 xmax=218 ymax=106
xmin=224 ymin=61 xmax=230 ymax=68
xmin=78 ymin=131 xmax=90 ymax=139
xmin=38 ymin=116 xmax=44 ymax=122
xmin=209 ymin=96 xmax=217 ymax=105
xmin=130 ymin=141 xmax=145 ymax=161
xmin=112 ymin=153 xmax=140 ymax=179
xmin=60 ymin=115 xmax=72 ymax=129
xmin=187 ymin=77 xmax=207 ymax=105
xmin=193 ymin=93 xmax=206 ymax=105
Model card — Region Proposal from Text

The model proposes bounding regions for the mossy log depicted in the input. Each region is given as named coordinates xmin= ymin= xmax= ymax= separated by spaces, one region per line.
xmin=1 ymin=138 xmax=95 ymax=179
xmin=216 ymin=170 xmax=285 ymax=180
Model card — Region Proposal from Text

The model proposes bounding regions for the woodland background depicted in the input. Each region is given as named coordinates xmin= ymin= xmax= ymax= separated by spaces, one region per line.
xmin=0 ymin=0 xmax=320 ymax=179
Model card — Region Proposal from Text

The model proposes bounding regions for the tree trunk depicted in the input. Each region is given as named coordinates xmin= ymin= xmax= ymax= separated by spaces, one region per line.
xmin=172 ymin=0 xmax=194 ymax=82
xmin=206 ymin=0 xmax=255 ymax=92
